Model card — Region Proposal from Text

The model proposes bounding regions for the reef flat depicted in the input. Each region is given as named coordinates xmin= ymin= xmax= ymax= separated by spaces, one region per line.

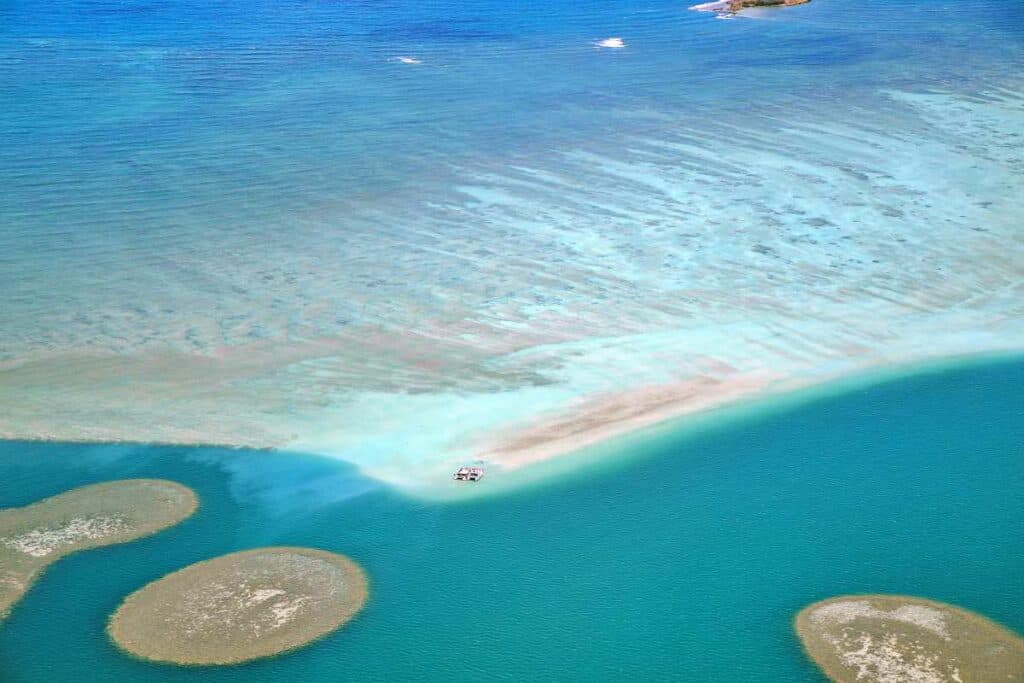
xmin=2 ymin=82 xmax=1021 ymax=496
xmin=107 ymin=547 xmax=368 ymax=665
xmin=0 ymin=479 xmax=197 ymax=620
xmin=795 ymin=595 xmax=1024 ymax=682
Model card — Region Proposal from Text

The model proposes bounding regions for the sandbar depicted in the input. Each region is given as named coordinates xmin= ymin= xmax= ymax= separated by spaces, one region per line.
xmin=475 ymin=370 xmax=788 ymax=471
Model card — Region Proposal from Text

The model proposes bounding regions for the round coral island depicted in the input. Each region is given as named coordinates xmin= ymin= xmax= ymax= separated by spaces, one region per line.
xmin=0 ymin=479 xmax=197 ymax=620
xmin=795 ymin=594 xmax=1024 ymax=682
xmin=108 ymin=547 xmax=369 ymax=665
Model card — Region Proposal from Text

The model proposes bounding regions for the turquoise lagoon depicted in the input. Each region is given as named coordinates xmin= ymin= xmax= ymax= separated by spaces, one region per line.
xmin=1 ymin=357 xmax=1022 ymax=680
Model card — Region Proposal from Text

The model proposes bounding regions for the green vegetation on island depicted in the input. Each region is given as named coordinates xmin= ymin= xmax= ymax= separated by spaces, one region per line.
xmin=731 ymin=0 xmax=809 ymax=10
xmin=107 ymin=547 xmax=369 ymax=665
xmin=795 ymin=595 xmax=1024 ymax=683
xmin=0 ymin=479 xmax=198 ymax=620
xmin=691 ymin=0 xmax=809 ymax=15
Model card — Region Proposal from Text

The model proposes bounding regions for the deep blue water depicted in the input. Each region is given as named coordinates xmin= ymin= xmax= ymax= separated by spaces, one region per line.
xmin=0 ymin=357 xmax=1021 ymax=680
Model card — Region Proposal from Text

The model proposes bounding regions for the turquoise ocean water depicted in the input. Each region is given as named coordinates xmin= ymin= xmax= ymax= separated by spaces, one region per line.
xmin=1 ymin=0 xmax=1023 ymax=678
xmin=0 ymin=357 xmax=1022 ymax=680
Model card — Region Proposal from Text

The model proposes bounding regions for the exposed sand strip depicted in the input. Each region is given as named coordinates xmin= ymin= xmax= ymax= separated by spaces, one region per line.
xmin=477 ymin=371 xmax=788 ymax=469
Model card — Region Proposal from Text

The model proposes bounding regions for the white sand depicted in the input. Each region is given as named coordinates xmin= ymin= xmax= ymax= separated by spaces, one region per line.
xmin=478 ymin=371 xmax=787 ymax=470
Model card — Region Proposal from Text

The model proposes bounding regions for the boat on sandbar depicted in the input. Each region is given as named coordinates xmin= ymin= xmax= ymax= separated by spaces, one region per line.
xmin=453 ymin=466 xmax=484 ymax=482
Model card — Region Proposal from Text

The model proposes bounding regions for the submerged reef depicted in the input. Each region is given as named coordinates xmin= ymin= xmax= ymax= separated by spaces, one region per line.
xmin=108 ymin=547 xmax=368 ymax=665
xmin=0 ymin=479 xmax=197 ymax=620
xmin=795 ymin=595 xmax=1024 ymax=682
xmin=0 ymin=55 xmax=1021 ymax=495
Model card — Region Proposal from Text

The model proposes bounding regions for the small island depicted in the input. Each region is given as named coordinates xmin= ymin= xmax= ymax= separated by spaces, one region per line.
xmin=795 ymin=595 xmax=1024 ymax=682
xmin=690 ymin=0 xmax=810 ymax=16
xmin=107 ymin=547 xmax=369 ymax=665
xmin=0 ymin=479 xmax=198 ymax=620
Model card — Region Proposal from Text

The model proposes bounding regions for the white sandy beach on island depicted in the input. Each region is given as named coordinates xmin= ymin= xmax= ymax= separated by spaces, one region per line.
xmin=1 ymin=84 xmax=1022 ymax=498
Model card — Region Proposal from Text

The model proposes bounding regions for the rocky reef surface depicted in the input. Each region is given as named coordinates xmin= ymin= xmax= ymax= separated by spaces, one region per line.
xmin=795 ymin=595 xmax=1024 ymax=682
xmin=0 ymin=479 xmax=197 ymax=620
xmin=107 ymin=547 xmax=369 ymax=665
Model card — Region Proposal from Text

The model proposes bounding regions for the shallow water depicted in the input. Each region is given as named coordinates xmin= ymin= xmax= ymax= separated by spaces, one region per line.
xmin=0 ymin=357 xmax=1021 ymax=680
xmin=1 ymin=0 xmax=1022 ymax=484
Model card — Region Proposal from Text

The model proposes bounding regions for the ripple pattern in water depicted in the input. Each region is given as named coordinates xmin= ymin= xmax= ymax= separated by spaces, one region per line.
xmin=0 ymin=0 xmax=1022 ymax=486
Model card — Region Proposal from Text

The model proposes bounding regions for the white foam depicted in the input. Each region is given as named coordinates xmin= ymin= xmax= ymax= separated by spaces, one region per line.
xmin=392 ymin=56 xmax=422 ymax=65
xmin=596 ymin=37 xmax=625 ymax=49
xmin=689 ymin=0 xmax=731 ymax=10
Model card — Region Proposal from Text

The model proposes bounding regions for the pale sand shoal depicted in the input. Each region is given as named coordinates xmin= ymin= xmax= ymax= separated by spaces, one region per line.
xmin=475 ymin=370 xmax=790 ymax=471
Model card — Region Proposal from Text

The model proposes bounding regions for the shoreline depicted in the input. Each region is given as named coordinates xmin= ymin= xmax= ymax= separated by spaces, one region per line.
xmin=475 ymin=370 xmax=793 ymax=470
xmin=480 ymin=349 xmax=1024 ymax=473
xmin=1 ymin=349 xmax=1020 ymax=501
xmin=409 ymin=348 xmax=1023 ymax=500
